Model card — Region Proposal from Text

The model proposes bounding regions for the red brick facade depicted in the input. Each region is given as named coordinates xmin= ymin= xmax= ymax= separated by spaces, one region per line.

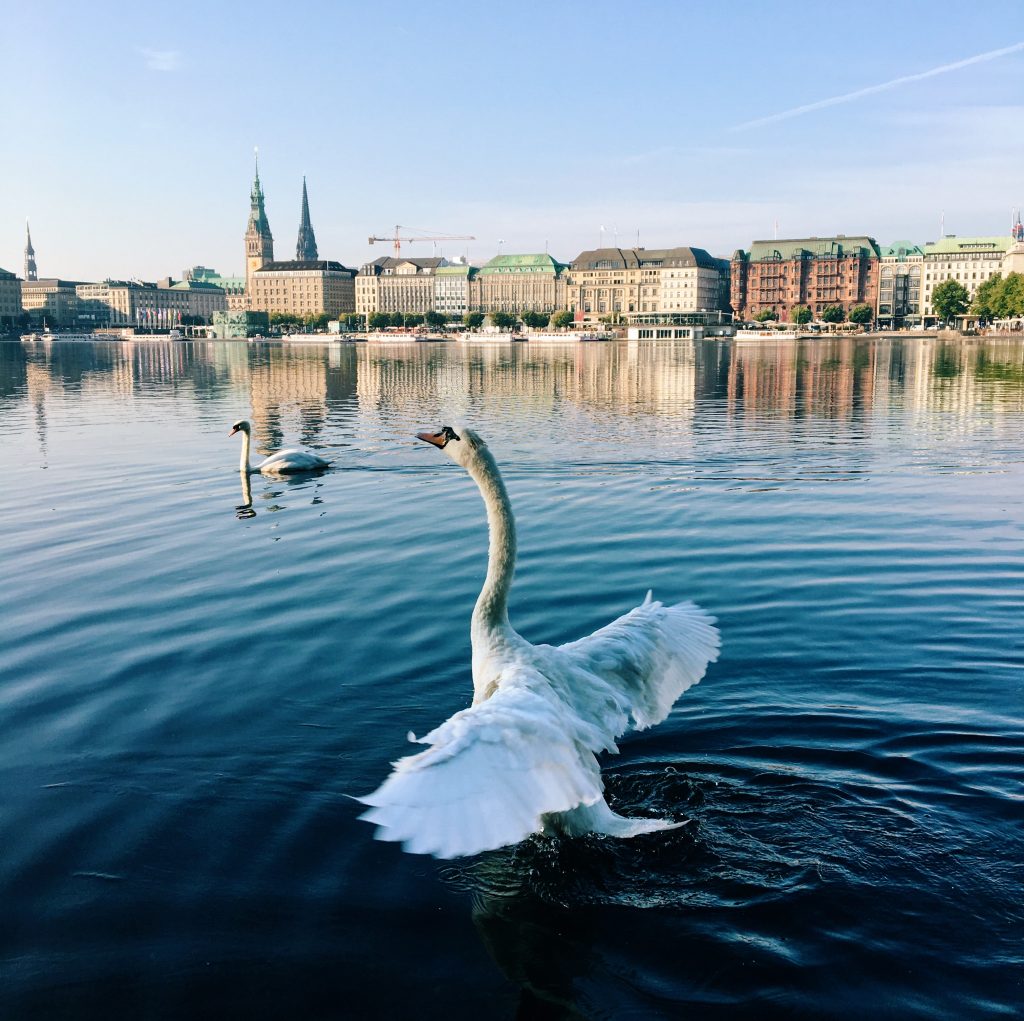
xmin=731 ymin=237 xmax=881 ymax=322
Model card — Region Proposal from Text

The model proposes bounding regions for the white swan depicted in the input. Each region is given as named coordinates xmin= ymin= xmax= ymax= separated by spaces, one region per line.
xmin=359 ymin=425 xmax=720 ymax=859
xmin=229 ymin=419 xmax=329 ymax=474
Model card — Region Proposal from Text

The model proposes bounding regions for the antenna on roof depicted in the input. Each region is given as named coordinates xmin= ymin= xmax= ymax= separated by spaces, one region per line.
xmin=773 ymin=219 xmax=779 ymax=240
xmin=940 ymin=210 xmax=945 ymax=238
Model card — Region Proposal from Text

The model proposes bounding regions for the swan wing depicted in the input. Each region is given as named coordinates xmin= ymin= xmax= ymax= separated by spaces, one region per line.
xmin=257 ymin=448 xmax=328 ymax=472
xmin=358 ymin=674 xmax=604 ymax=858
xmin=556 ymin=595 xmax=720 ymax=733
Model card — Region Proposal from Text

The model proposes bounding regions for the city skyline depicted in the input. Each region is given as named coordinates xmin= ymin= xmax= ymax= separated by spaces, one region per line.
xmin=3 ymin=1 xmax=1024 ymax=281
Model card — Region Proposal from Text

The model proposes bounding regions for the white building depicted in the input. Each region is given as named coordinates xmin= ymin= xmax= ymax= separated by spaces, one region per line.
xmin=921 ymin=236 xmax=1013 ymax=320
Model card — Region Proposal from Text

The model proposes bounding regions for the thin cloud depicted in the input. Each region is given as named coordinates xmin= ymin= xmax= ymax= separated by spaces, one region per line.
xmin=140 ymin=48 xmax=182 ymax=72
xmin=732 ymin=41 xmax=1024 ymax=131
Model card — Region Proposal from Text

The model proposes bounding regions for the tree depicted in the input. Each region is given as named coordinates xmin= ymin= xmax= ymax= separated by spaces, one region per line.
xmin=463 ymin=311 xmax=485 ymax=330
xmin=388 ymin=311 xmax=406 ymax=328
xmin=521 ymin=310 xmax=550 ymax=329
xmin=753 ymin=309 xmax=778 ymax=322
xmin=368 ymin=312 xmax=391 ymax=331
xmin=820 ymin=304 xmax=845 ymax=323
xmin=551 ymin=310 xmax=574 ymax=330
xmin=304 ymin=312 xmax=331 ymax=331
xmin=931 ymin=278 xmax=970 ymax=322
xmin=790 ymin=305 xmax=812 ymax=324
xmin=848 ymin=303 xmax=873 ymax=325
xmin=424 ymin=311 xmax=446 ymax=330
xmin=970 ymin=273 xmax=1002 ymax=318
xmin=404 ymin=312 xmax=425 ymax=328
xmin=490 ymin=311 xmax=517 ymax=330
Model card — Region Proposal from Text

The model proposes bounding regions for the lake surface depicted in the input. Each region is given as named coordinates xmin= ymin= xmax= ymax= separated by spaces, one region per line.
xmin=1 ymin=336 xmax=1022 ymax=1019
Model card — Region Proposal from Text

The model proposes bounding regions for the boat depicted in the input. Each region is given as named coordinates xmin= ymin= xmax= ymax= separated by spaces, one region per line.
xmin=733 ymin=329 xmax=798 ymax=341
xmin=458 ymin=332 xmax=527 ymax=343
xmin=21 ymin=331 xmax=123 ymax=343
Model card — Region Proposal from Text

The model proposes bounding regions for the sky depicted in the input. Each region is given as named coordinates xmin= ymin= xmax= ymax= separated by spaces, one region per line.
xmin=2 ymin=0 xmax=1023 ymax=281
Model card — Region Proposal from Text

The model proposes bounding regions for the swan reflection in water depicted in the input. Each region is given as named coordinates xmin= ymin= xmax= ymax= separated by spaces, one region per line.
xmin=232 ymin=468 xmax=327 ymax=520
xmin=235 ymin=471 xmax=256 ymax=519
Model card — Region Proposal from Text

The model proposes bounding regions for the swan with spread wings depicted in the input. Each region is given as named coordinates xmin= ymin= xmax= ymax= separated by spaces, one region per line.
xmin=358 ymin=425 xmax=720 ymax=858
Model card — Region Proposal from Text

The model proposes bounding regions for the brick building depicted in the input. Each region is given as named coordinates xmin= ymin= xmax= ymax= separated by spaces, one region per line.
xmin=731 ymin=236 xmax=881 ymax=322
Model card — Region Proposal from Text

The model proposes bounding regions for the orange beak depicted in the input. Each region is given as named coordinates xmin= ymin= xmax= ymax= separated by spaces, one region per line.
xmin=229 ymin=426 xmax=239 ymax=436
xmin=417 ymin=430 xmax=447 ymax=449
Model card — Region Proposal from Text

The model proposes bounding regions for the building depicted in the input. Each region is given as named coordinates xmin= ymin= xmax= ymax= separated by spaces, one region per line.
xmin=566 ymin=247 xmax=727 ymax=324
xmin=474 ymin=254 xmax=567 ymax=315
xmin=184 ymin=266 xmax=247 ymax=311
xmin=245 ymin=155 xmax=274 ymax=296
xmin=920 ymin=235 xmax=1013 ymax=320
xmin=434 ymin=262 xmax=478 ymax=319
xmin=295 ymin=177 xmax=318 ymax=261
xmin=21 ymin=278 xmax=82 ymax=329
xmin=250 ymin=260 xmax=356 ymax=318
xmin=356 ymin=257 xmax=447 ymax=316
xmin=731 ymin=236 xmax=881 ymax=322
xmin=75 ymin=278 xmax=226 ymax=328
xmin=876 ymin=242 xmax=923 ymax=329
xmin=211 ymin=310 xmax=269 ymax=339
xmin=0 ymin=267 xmax=22 ymax=330
xmin=24 ymin=221 xmax=37 ymax=281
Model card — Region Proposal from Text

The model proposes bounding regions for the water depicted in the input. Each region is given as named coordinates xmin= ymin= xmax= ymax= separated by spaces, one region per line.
xmin=1 ymin=336 xmax=1022 ymax=1019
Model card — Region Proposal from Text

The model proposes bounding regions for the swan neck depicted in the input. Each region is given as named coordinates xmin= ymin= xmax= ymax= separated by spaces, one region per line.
xmin=239 ymin=429 xmax=252 ymax=472
xmin=466 ymin=445 xmax=516 ymax=634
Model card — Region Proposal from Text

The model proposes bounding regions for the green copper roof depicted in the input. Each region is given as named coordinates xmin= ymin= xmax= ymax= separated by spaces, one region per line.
xmin=921 ymin=235 xmax=1012 ymax=255
xmin=746 ymin=236 xmax=880 ymax=261
xmin=479 ymin=253 xmax=566 ymax=274
xmin=880 ymin=241 xmax=923 ymax=258
xmin=434 ymin=264 xmax=477 ymax=277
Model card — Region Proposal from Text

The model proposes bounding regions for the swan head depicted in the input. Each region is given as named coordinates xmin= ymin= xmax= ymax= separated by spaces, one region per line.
xmin=417 ymin=424 xmax=484 ymax=468
xmin=229 ymin=419 xmax=252 ymax=437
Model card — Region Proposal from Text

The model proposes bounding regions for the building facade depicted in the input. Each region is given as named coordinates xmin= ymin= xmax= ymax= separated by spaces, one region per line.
xmin=75 ymin=279 xmax=227 ymax=327
xmin=250 ymin=260 xmax=356 ymax=318
xmin=920 ymin=235 xmax=1013 ymax=320
xmin=356 ymin=257 xmax=447 ymax=315
xmin=21 ymin=278 xmax=82 ymax=329
xmin=731 ymin=236 xmax=881 ymax=322
xmin=566 ymin=247 xmax=727 ymax=324
xmin=434 ymin=262 xmax=478 ymax=319
xmin=184 ymin=266 xmax=247 ymax=311
xmin=876 ymin=242 xmax=923 ymax=328
xmin=474 ymin=254 xmax=567 ymax=315
xmin=0 ymin=268 xmax=22 ymax=330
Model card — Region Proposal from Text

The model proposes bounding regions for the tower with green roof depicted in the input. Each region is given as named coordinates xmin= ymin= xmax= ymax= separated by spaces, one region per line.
xmin=245 ymin=148 xmax=274 ymax=296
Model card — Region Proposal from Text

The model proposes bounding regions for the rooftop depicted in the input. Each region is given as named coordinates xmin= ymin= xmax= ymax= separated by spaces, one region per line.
xmin=256 ymin=260 xmax=352 ymax=273
xmin=744 ymin=236 xmax=881 ymax=261
xmin=571 ymin=246 xmax=721 ymax=271
xmin=922 ymin=235 xmax=1013 ymax=255
xmin=479 ymin=253 xmax=567 ymax=274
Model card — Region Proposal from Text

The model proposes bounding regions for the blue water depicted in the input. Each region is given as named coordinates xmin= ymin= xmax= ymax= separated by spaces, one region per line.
xmin=1 ymin=337 xmax=1022 ymax=1019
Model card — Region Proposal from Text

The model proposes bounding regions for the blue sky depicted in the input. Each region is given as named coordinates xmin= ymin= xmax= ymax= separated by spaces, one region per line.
xmin=2 ymin=0 xmax=1023 ymax=280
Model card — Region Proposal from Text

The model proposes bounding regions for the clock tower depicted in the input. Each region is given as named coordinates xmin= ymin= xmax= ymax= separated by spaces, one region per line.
xmin=245 ymin=148 xmax=274 ymax=297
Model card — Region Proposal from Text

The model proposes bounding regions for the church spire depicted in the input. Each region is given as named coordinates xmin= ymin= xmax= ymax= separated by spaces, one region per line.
xmin=24 ymin=220 xmax=37 ymax=281
xmin=295 ymin=176 xmax=319 ymax=261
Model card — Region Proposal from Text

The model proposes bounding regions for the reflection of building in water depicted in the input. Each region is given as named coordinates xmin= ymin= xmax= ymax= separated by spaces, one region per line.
xmin=246 ymin=347 xmax=357 ymax=450
xmin=353 ymin=342 xmax=698 ymax=423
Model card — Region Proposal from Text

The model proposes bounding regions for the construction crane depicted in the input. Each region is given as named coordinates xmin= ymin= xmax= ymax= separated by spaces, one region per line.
xmin=368 ymin=225 xmax=476 ymax=256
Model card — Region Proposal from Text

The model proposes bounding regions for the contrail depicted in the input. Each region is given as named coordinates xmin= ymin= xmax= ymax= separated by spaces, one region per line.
xmin=732 ymin=41 xmax=1024 ymax=131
